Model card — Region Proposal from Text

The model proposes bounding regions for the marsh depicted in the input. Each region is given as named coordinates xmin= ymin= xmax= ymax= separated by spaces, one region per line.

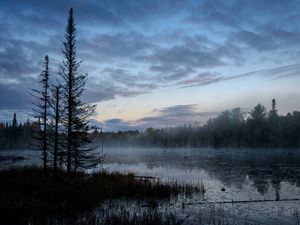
xmin=1 ymin=147 xmax=299 ymax=225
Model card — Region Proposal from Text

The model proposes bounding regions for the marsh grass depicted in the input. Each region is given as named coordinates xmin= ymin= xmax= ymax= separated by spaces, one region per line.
xmin=0 ymin=167 xmax=202 ymax=225
xmin=78 ymin=206 xmax=178 ymax=225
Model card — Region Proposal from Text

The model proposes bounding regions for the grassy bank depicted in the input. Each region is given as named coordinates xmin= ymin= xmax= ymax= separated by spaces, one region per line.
xmin=0 ymin=167 xmax=202 ymax=225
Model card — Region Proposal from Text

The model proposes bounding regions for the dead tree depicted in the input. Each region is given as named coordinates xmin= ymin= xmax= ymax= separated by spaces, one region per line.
xmin=31 ymin=55 xmax=50 ymax=170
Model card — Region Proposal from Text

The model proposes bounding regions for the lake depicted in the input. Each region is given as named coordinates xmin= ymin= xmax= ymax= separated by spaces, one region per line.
xmin=1 ymin=147 xmax=300 ymax=224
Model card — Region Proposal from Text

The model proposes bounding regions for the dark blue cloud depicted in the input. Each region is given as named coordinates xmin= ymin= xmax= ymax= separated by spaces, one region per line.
xmin=0 ymin=0 xmax=300 ymax=114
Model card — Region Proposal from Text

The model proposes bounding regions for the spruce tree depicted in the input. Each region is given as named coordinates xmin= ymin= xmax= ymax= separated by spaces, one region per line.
xmin=59 ymin=8 xmax=101 ymax=173
xmin=12 ymin=113 xmax=17 ymax=127
xmin=269 ymin=98 xmax=279 ymax=147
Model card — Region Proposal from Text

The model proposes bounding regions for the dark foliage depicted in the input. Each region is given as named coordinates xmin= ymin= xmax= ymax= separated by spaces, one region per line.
xmin=0 ymin=167 xmax=200 ymax=225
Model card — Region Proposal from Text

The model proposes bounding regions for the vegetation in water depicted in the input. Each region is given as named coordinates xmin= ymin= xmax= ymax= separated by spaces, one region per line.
xmin=0 ymin=167 xmax=203 ymax=225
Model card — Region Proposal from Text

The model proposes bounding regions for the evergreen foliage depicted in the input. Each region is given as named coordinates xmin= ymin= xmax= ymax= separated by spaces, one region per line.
xmin=58 ymin=8 xmax=100 ymax=173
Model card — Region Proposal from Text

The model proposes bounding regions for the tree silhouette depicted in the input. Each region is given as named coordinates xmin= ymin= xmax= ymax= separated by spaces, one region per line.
xmin=49 ymin=85 xmax=63 ymax=173
xmin=268 ymin=99 xmax=280 ymax=147
xmin=12 ymin=113 xmax=17 ymax=128
xmin=58 ymin=8 xmax=100 ymax=173
xmin=31 ymin=55 xmax=50 ymax=170
xmin=250 ymin=103 xmax=266 ymax=121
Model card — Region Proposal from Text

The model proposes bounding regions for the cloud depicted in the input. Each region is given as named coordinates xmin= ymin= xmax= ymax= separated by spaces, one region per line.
xmin=82 ymin=67 xmax=160 ymax=103
xmin=186 ymin=3 xmax=241 ymax=30
xmin=177 ymin=72 xmax=223 ymax=87
xmin=0 ymin=38 xmax=42 ymax=78
xmin=80 ymin=32 xmax=155 ymax=63
xmin=137 ymin=34 xmax=249 ymax=76
xmin=177 ymin=63 xmax=300 ymax=88
xmin=0 ymin=0 xmax=125 ymax=28
xmin=91 ymin=118 xmax=141 ymax=132
xmin=136 ymin=104 xmax=219 ymax=129
xmin=0 ymin=81 xmax=33 ymax=110
xmin=138 ymin=44 xmax=226 ymax=69
xmin=102 ymin=67 xmax=158 ymax=90
xmin=149 ymin=65 xmax=195 ymax=81
xmin=93 ymin=104 xmax=220 ymax=131
xmin=1 ymin=0 xmax=300 ymax=121
xmin=103 ymin=118 xmax=137 ymax=131
xmin=84 ymin=80 xmax=145 ymax=103
xmin=231 ymin=26 xmax=300 ymax=52
xmin=232 ymin=30 xmax=277 ymax=51
xmin=100 ymin=0 xmax=187 ymax=23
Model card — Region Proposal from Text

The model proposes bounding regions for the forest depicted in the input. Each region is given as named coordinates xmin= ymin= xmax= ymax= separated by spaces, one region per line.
xmin=2 ymin=99 xmax=300 ymax=149
xmin=94 ymin=100 xmax=300 ymax=148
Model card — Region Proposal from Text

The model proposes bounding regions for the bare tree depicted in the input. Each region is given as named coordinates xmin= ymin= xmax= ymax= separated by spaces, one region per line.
xmin=31 ymin=55 xmax=50 ymax=170
xmin=48 ymin=85 xmax=63 ymax=172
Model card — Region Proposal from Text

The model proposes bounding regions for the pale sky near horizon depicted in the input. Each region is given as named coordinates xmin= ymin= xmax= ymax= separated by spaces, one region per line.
xmin=0 ymin=0 xmax=300 ymax=131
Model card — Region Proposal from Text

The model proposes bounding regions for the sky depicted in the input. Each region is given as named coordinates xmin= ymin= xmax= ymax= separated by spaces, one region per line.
xmin=0 ymin=0 xmax=300 ymax=131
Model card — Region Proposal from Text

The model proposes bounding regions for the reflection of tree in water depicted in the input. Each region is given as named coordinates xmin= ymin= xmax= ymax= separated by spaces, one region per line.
xmin=272 ymin=177 xmax=281 ymax=201
xmin=107 ymin=148 xmax=300 ymax=195
xmin=248 ymin=169 xmax=271 ymax=195
xmin=202 ymin=151 xmax=300 ymax=195
xmin=138 ymin=149 xmax=300 ymax=195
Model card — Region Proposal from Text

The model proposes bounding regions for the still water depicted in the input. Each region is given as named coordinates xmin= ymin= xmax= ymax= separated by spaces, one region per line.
xmin=100 ymin=147 xmax=300 ymax=224
xmin=1 ymin=147 xmax=300 ymax=224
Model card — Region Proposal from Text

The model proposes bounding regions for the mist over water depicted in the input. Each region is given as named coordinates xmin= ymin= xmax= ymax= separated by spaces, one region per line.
xmin=102 ymin=147 xmax=300 ymax=224
xmin=2 ymin=147 xmax=300 ymax=224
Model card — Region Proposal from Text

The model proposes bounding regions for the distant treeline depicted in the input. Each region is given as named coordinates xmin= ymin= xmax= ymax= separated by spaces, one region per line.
xmin=0 ymin=113 xmax=36 ymax=149
xmin=94 ymin=99 xmax=300 ymax=148
xmin=1 ymin=99 xmax=300 ymax=149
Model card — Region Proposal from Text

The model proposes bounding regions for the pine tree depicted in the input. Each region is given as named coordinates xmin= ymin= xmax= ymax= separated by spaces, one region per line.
xmin=59 ymin=8 xmax=101 ymax=173
xmin=269 ymin=99 xmax=278 ymax=118
xmin=31 ymin=55 xmax=50 ymax=170
xmin=11 ymin=113 xmax=18 ymax=148
xmin=269 ymin=98 xmax=279 ymax=147
xmin=12 ymin=113 xmax=17 ymax=127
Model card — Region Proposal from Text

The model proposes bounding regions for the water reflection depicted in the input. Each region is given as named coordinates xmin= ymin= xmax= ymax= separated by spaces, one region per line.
xmin=100 ymin=148 xmax=300 ymax=224
xmin=103 ymin=148 xmax=300 ymax=197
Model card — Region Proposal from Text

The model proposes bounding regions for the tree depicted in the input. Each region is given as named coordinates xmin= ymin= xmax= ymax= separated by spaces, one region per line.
xmin=12 ymin=113 xmax=17 ymax=128
xmin=268 ymin=99 xmax=280 ymax=147
xmin=32 ymin=55 xmax=50 ymax=170
xmin=269 ymin=99 xmax=278 ymax=119
xmin=10 ymin=113 xmax=18 ymax=147
xmin=49 ymin=85 xmax=62 ymax=172
xmin=250 ymin=103 xmax=266 ymax=121
xmin=248 ymin=103 xmax=267 ymax=147
xmin=58 ymin=8 xmax=101 ymax=173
